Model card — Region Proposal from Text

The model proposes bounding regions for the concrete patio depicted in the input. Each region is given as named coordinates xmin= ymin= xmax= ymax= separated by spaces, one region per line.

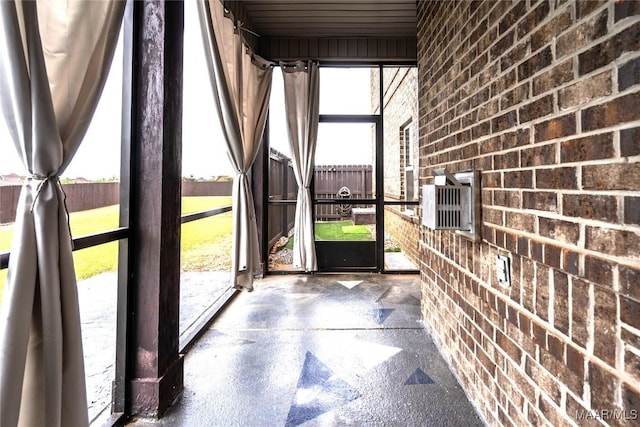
xmin=125 ymin=274 xmax=483 ymax=426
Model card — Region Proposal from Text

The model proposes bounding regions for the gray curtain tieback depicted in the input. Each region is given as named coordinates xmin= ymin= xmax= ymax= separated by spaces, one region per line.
xmin=29 ymin=174 xmax=74 ymax=249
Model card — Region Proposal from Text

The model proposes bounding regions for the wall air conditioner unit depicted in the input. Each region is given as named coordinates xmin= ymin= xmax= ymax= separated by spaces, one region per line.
xmin=422 ymin=168 xmax=480 ymax=239
xmin=404 ymin=166 xmax=414 ymax=201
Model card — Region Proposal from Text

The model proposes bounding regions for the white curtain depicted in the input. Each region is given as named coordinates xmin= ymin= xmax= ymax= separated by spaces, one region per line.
xmin=281 ymin=61 xmax=320 ymax=271
xmin=199 ymin=0 xmax=272 ymax=291
xmin=0 ymin=2 xmax=124 ymax=426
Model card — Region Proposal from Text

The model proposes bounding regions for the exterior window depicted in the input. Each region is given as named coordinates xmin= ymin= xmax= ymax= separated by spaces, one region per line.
xmin=402 ymin=121 xmax=418 ymax=203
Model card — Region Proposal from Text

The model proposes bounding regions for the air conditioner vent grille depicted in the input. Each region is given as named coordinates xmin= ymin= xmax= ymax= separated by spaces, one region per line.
xmin=422 ymin=184 xmax=470 ymax=231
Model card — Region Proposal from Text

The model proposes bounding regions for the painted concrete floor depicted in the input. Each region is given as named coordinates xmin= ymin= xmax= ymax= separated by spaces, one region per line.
xmin=128 ymin=274 xmax=484 ymax=427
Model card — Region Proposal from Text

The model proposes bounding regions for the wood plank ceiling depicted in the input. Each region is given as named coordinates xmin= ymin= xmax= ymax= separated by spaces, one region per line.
xmin=226 ymin=0 xmax=418 ymax=62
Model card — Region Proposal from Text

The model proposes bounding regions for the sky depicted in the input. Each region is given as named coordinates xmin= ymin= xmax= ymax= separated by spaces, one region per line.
xmin=0 ymin=1 xmax=375 ymax=179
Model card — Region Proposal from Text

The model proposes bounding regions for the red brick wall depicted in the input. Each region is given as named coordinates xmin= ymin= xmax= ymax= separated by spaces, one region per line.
xmin=376 ymin=67 xmax=419 ymax=199
xmin=417 ymin=1 xmax=640 ymax=425
xmin=384 ymin=206 xmax=420 ymax=267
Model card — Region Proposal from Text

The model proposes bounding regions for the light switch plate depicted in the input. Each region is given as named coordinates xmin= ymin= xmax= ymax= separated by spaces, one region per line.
xmin=496 ymin=255 xmax=511 ymax=288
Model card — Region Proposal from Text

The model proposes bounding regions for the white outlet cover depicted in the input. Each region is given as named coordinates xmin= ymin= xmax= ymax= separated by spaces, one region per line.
xmin=496 ymin=254 xmax=511 ymax=288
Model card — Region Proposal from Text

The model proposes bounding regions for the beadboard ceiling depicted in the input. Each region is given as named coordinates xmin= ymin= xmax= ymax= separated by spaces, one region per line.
xmin=237 ymin=0 xmax=417 ymax=39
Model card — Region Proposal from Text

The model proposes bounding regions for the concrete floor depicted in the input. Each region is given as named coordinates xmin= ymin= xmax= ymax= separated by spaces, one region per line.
xmin=129 ymin=274 xmax=484 ymax=427
xmin=80 ymin=272 xmax=234 ymax=422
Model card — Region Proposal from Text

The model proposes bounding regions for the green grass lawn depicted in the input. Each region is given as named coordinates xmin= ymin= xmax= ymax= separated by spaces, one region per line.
xmin=285 ymin=220 xmax=374 ymax=249
xmin=0 ymin=196 xmax=233 ymax=297
xmin=315 ymin=220 xmax=374 ymax=241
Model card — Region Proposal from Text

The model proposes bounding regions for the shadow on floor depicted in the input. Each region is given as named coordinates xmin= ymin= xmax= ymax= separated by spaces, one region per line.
xmin=128 ymin=273 xmax=484 ymax=426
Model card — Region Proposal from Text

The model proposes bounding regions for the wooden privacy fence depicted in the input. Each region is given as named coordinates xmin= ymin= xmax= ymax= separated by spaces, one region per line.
xmin=267 ymin=147 xmax=373 ymax=249
xmin=268 ymin=149 xmax=297 ymax=249
xmin=314 ymin=164 xmax=373 ymax=221
xmin=0 ymin=181 xmax=233 ymax=225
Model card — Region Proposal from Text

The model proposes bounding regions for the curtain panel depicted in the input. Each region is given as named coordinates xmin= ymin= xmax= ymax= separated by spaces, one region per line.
xmin=198 ymin=0 xmax=272 ymax=291
xmin=0 ymin=1 xmax=125 ymax=426
xmin=281 ymin=61 xmax=320 ymax=272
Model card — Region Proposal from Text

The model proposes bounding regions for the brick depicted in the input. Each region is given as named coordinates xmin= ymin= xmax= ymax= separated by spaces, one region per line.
xmin=504 ymin=128 xmax=530 ymax=150
xmin=622 ymin=384 xmax=640 ymax=416
xmin=579 ymin=21 xmax=640 ymax=76
xmin=559 ymin=70 xmax=612 ymax=110
xmin=582 ymin=92 xmax=640 ymax=131
xmin=532 ymin=59 xmax=573 ymax=97
xmin=470 ymin=52 xmax=489 ymax=78
xmin=585 ymin=227 xmax=640 ymax=257
xmin=583 ymin=163 xmax=640 ymax=191
xmin=518 ymin=46 xmax=552 ymax=81
xmin=476 ymin=343 xmax=496 ymax=376
xmin=535 ymin=167 xmax=577 ymax=190
xmin=621 ymin=295 xmax=640 ymax=330
xmin=557 ymin=9 xmax=608 ymax=58
xmin=477 ymin=98 xmax=499 ymax=121
xmin=493 ymin=151 xmax=519 ymax=170
xmin=493 ymin=110 xmax=518 ymax=132
xmin=624 ymin=348 xmax=640 ymax=382
xmin=499 ymin=1 xmax=527 ymax=35
xmin=488 ymin=0 xmax=510 ymax=25
xmin=504 ymin=170 xmax=533 ymax=188
xmin=553 ymin=270 xmax=569 ymax=335
xmin=571 ymin=279 xmax=590 ymax=347
xmin=490 ymin=29 xmax=514 ymax=61
xmin=501 ymin=40 xmax=529 ymax=72
xmin=566 ymin=345 xmax=585 ymax=378
xmin=566 ymin=393 xmax=603 ymax=427
xmin=483 ymin=171 xmax=501 ymax=188
xmin=589 ymin=362 xmax=619 ymax=412
xmin=501 ymin=83 xmax=529 ymax=109
xmin=547 ymin=333 xmax=564 ymax=361
xmin=506 ymin=211 xmax=535 ymax=233
xmin=562 ymin=249 xmax=579 ymax=276
xmin=535 ymin=114 xmax=576 ymax=142
xmin=620 ymin=266 xmax=640 ymax=301
xmin=539 ymin=217 xmax=579 ymax=245
xmin=516 ymin=1 xmax=550 ymax=40
xmin=522 ymin=191 xmax=557 ymax=212
xmin=497 ymin=330 xmax=522 ymax=363
xmin=531 ymin=7 xmax=572 ymax=52
xmin=484 ymin=207 xmax=504 ymax=226
xmin=577 ymin=0 xmax=607 ymax=19
xmin=527 ymin=405 xmax=545 ymax=426
xmin=538 ymin=395 xmax=571 ymax=427
xmin=517 ymin=236 xmax=529 ymax=256
xmin=620 ymin=127 xmax=640 ymax=157
xmin=622 ymin=328 xmax=640 ymax=350
xmin=593 ymin=286 xmax=617 ymax=366
xmin=519 ymin=94 xmax=554 ymax=123
xmin=615 ymin=0 xmax=640 ymax=22
xmin=493 ymin=189 xmax=521 ymax=209
xmin=536 ymin=265 xmax=550 ymax=321
xmin=619 ymin=56 xmax=640 ymax=91
xmin=562 ymin=194 xmax=618 ymax=222
xmin=532 ymin=241 xmax=544 ymax=263
xmin=531 ymin=323 xmax=547 ymax=348
xmin=526 ymin=356 xmax=561 ymax=403
xmin=522 ymin=259 xmax=536 ymax=312
xmin=584 ymin=256 xmax=614 ymax=287
xmin=561 ymin=132 xmax=614 ymax=163
xmin=493 ymin=69 xmax=518 ymax=96
xmin=544 ymin=244 xmax=561 ymax=270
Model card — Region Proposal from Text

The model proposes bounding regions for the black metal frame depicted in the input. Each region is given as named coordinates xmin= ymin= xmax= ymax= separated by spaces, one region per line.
xmin=263 ymin=64 xmax=419 ymax=274
xmin=316 ymin=113 xmax=381 ymax=271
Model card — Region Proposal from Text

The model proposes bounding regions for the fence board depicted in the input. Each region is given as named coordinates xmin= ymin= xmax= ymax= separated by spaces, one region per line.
xmin=267 ymin=150 xmax=374 ymax=249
